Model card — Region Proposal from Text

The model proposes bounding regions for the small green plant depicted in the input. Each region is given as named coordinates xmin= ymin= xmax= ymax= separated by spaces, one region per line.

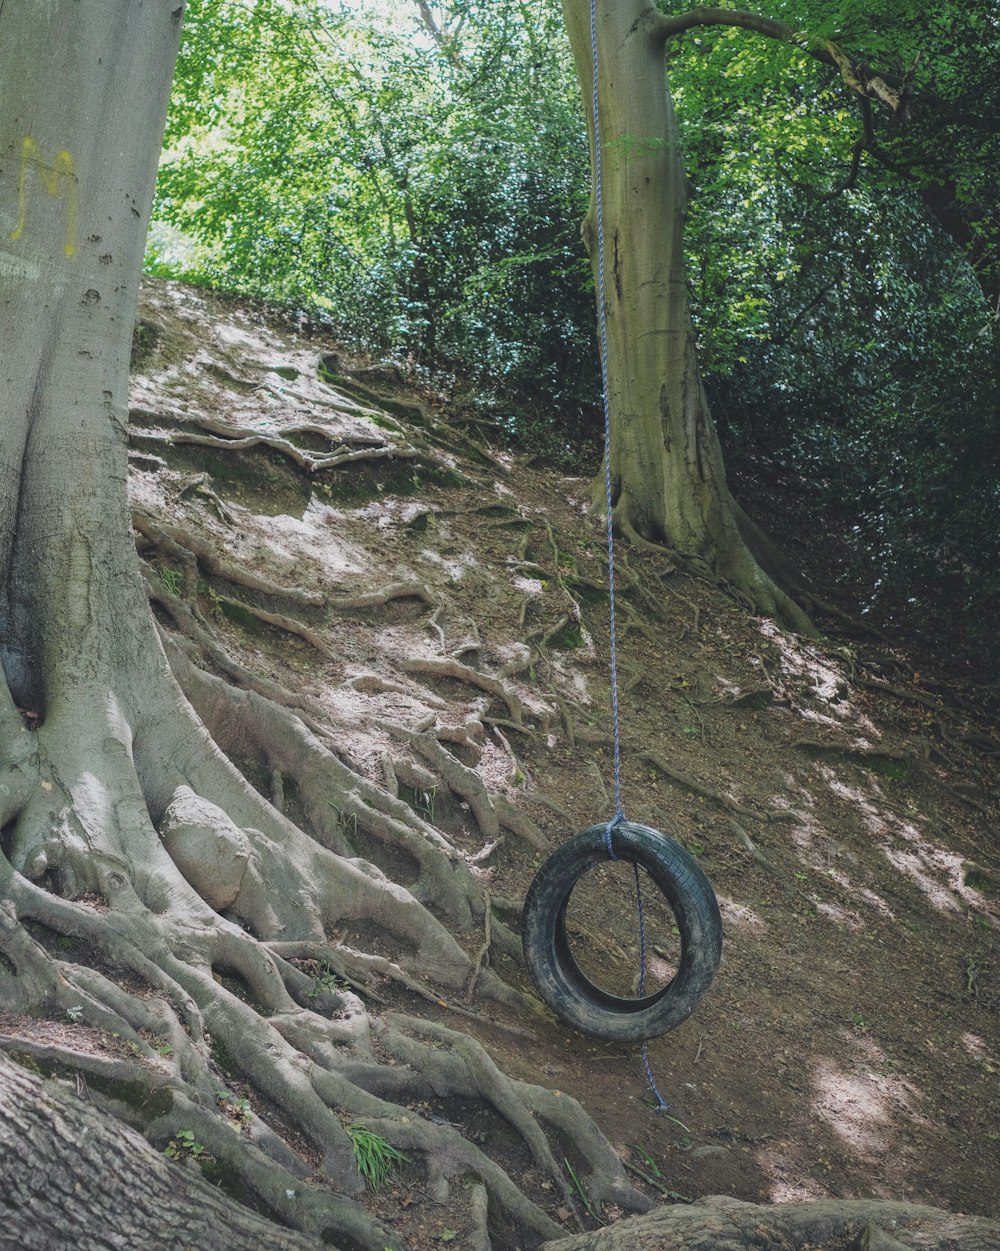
xmin=158 ymin=566 xmax=183 ymax=596
xmin=347 ymin=1124 xmax=408 ymax=1191
xmin=852 ymin=1011 xmax=867 ymax=1031
xmin=326 ymin=800 xmax=358 ymax=839
xmin=565 ymin=1158 xmax=604 ymax=1226
xmin=217 ymin=1090 xmax=253 ymax=1128
xmin=305 ymin=962 xmax=343 ymax=1002
xmin=623 ymin=1144 xmax=692 ymax=1202
xmin=416 ymin=787 xmax=436 ymax=822
xmin=65 ymin=1005 xmax=83 ymax=1024
xmin=165 ymin=1129 xmax=212 ymax=1163
xmin=627 ymin=1142 xmax=661 ymax=1176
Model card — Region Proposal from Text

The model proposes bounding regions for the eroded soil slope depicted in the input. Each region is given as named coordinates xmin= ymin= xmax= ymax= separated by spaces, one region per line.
xmin=29 ymin=277 xmax=997 ymax=1244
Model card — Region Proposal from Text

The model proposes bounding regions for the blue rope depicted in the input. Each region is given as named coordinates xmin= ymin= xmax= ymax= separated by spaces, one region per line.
xmin=589 ymin=0 xmax=670 ymax=1118
xmin=590 ymin=0 xmax=625 ymax=858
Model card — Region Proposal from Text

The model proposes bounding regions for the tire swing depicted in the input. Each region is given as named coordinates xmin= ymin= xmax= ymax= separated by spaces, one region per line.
xmin=520 ymin=0 xmax=722 ymax=1047
xmin=522 ymin=822 xmax=722 ymax=1044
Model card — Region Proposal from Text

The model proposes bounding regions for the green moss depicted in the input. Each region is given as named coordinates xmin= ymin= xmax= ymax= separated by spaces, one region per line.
xmin=548 ymin=618 xmax=585 ymax=650
xmin=271 ymin=365 xmax=299 ymax=381
xmin=367 ymin=411 xmax=406 ymax=435
xmin=159 ymin=443 xmax=310 ymax=516
xmin=219 ymin=598 xmax=269 ymax=637
xmin=564 ymin=576 xmax=608 ymax=607
xmin=964 ymin=865 xmax=999 ymax=898
xmin=864 ymin=755 xmax=911 ymax=782
xmin=316 ymin=367 xmax=427 ymax=425
xmin=210 ymin=1035 xmax=237 ymax=1077
xmin=730 ymin=688 xmax=774 ymax=711
xmin=86 ymin=1072 xmax=175 ymax=1118
xmin=475 ymin=504 xmax=521 ymax=520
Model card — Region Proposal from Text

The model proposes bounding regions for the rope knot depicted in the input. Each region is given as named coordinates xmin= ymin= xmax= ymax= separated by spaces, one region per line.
xmin=603 ymin=808 xmax=626 ymax=859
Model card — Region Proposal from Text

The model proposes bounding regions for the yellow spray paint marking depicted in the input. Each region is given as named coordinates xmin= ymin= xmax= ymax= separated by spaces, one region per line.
xmin=9 ymin=136 xmax=77 ymax=258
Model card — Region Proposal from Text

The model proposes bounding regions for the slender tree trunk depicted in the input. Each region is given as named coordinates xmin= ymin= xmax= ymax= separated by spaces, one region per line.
xmin=560 ymin=0 xmax=813 ymax=632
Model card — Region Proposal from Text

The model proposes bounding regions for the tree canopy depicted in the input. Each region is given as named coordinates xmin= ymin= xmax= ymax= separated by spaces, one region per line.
xmin=152 ymin=0 xmax=999 ymax=687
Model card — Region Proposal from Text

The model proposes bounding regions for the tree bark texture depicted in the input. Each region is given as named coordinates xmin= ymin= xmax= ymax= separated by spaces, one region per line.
xmin=0 ymin=1050 xmax=316 ymax=1251
xmin=0 ymin=0 xmax=183 ymax=721
xmin=560 ymin=0 xmax=812 ymax=630
xmin=541 ymin=1192 xmax=1000 ymax=1251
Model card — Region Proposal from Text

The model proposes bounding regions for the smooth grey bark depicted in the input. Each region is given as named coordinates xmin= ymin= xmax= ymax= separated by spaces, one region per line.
xmin=560 ymin=0 xmax=813 ymax=632
xmin=0 ymin=0 xmax=186 ymax=888
xmin=542 ymin=1193 xmax=1000 ymax=1251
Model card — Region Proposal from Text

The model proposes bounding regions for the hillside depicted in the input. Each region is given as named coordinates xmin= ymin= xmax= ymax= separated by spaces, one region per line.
xmin=3 ymin=277 xmax=997 ymax=1250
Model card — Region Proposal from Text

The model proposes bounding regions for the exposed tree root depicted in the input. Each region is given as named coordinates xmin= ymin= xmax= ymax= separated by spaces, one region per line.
xmin=166 ymin=644 xmax=491 ymax=932
xmin=641 ymin=751 xmax=803 ymax=824
xmin=130 ymin=408 xmax=422 ymax=475
xmin=147 ymin=581 xmax=329 ymax=723
xmin=400 ymin=656 xmax=524 ymax=725
xmin=134 ymin=510 xmax=323 ymax=606
xmin=328 ymin=580 xmax=437 ymax=611
xmin=541 ymin=1195 xmax=1000 ymax=1250
xmin=213 ymin=592 xmax=336 ymax=659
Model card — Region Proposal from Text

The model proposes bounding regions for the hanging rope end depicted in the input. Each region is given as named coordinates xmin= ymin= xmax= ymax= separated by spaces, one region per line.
xmin=641 ymin=1045 xmax=674 ymax=1116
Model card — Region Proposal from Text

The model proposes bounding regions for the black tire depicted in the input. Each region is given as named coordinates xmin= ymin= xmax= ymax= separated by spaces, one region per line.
xmin=522 ymin=822 xmax=722 ymax=1043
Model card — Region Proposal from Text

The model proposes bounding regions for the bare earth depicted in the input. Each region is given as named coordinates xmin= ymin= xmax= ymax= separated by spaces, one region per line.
xmin=16 ymin=277 xmax=997 ymax=1248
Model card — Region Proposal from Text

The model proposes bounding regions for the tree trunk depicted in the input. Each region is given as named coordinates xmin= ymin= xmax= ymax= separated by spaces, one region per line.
xmin=0 ymin=3 xmax=192 ymax=884
xmin=560 ymin=0 xmax=813 ymax=632
xmin=0 ymin=1049 xmax=316 ymax=1251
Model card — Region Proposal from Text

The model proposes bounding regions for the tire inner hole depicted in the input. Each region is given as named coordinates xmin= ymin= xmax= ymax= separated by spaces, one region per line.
xmin=563 ymin=860 xmax=681 ymax=997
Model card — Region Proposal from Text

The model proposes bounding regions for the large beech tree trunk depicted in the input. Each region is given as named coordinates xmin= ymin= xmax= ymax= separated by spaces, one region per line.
xmin=560 ymin=0 xmax=812 ymax=632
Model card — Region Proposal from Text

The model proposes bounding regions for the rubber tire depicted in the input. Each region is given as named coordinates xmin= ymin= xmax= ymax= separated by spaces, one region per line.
xmin=522 ymin=822 xmax=722 ymax=1043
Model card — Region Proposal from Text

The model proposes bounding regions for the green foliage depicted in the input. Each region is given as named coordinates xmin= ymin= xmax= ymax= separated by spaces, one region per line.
xmin=155 ymin=0 xmax=1000 ymax=687
xmin=668 ymin=1 xmax=1000 ymax=689
xmin=158 ymin=565 xmax=183 ymax=596
xmin=304 ymin=961 xmax=344 ymax=1001
xmin=155 ymin=0 xmax=598 ymax=432
xmin=165 ymin=1128 xmax=213 ymax=1162
xmin=347 ymin=1124 xmax=408 ymax=1191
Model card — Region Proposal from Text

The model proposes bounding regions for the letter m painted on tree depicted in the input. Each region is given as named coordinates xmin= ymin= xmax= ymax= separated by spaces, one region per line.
xmin=9 ymin=136 xmax=77 ymax=257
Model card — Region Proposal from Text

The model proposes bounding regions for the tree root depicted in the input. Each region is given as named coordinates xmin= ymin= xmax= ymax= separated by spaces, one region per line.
xmin=328 ymin=580 xmax=437 ymax=611
xmin=641 ymin=751 xmax=803 ymax=823
xmin=134 ymin=511 xmax=323 ymax=607
xmin=400 ymin=657 xmax=523 ymax=724
xmin=148 ymin=581 xmax=329 ymax=722
xmin=213 ymin=592 xmax=336 ymax=658
xmin=166 ymin=645 xmax=489 ymax=930
xmin=541 ymin=1195 xmax=1000 ymax=1251
xmin=130 ymin=409 xmax=421 ymax=475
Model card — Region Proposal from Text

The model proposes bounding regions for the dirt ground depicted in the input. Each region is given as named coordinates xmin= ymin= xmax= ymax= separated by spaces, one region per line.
xmin=11 ymin=276 xmax=996 ymax=1248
